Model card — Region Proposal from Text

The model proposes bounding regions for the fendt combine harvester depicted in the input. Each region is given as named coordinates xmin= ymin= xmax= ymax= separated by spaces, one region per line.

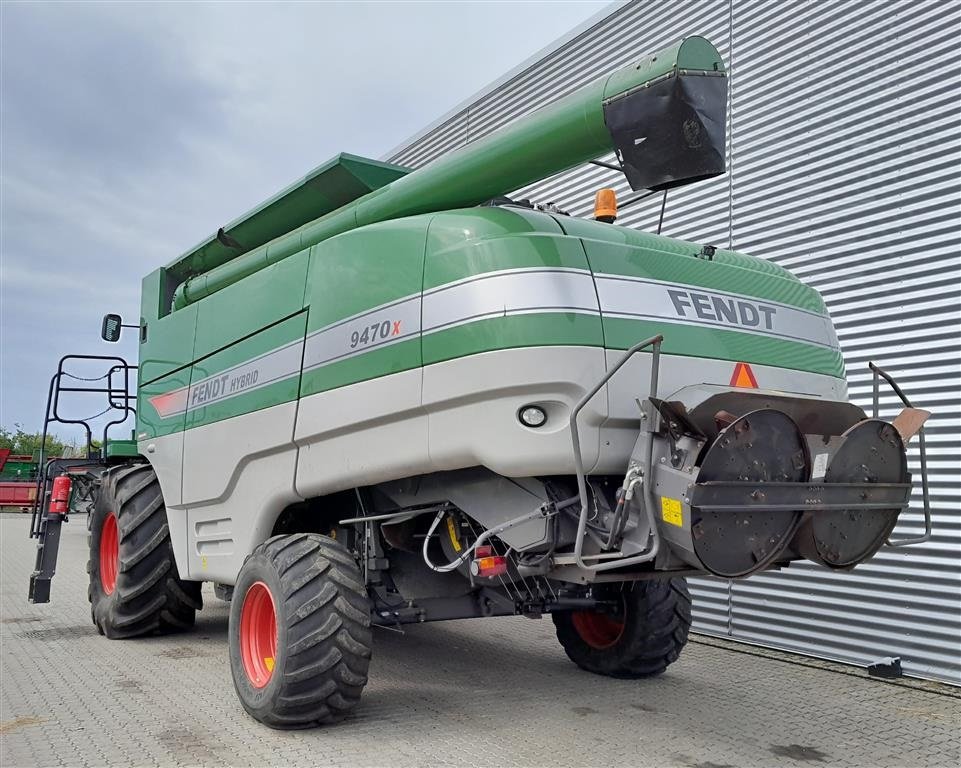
xmin=29 ymin=37 xmax=932 ymax=727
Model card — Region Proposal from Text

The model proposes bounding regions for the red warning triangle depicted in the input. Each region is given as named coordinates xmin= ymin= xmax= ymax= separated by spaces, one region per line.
xmin=730 ymin=362 xmax=759 ymax=388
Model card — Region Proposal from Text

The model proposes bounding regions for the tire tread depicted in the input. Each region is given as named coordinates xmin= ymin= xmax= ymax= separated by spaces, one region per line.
xmin=552 ymin=578 xmax=691 ymax=679
xmin=231 ymin=533 xmax=371 ymax=729
xmin=88 ymin=464 xmax=202 ymax=639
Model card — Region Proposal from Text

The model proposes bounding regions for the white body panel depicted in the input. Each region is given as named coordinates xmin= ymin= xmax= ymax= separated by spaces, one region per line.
xmin=139 ymin=429 xmax=184 ymax=506
xmin=148 ymin=345 xmax=847 ymax=585
xmin=166 ymin=402 xmax=301 ymax=583
xmin=423 ymin=346 xmax=608 ymax=475
xmin=294 ymin=368 xmax=427 ymax=498
xmin=182 ymin=400 xmax=299 ymax=505
xmin=137 ymin=430 xmax=189 ymax=576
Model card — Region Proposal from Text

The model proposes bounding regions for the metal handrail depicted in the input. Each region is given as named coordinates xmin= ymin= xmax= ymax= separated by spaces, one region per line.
xmin=870 ymin=362 xmax=932 ymax=547
xmin=569 ymin=335 xmax=663 ymax=571
xmin=31 ymin=354 xmax=137 ymax=538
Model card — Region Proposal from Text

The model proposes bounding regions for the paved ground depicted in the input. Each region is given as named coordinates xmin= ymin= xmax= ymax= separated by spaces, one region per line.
xmin=1 ymin=513 xmax=959 ymax=768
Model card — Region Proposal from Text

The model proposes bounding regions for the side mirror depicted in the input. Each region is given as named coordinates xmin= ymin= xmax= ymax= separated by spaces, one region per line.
xmin=101 ymin=313 xmax=123 ymax=342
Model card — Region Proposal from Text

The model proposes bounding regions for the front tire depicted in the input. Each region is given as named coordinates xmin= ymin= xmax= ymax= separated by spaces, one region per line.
xmin=553 ymin=578 xmax=691 ymax=678
xmin=229 ymin=533 xmax=372 ymax=729
xmin=87 ymin=464 xmax=203 ymax=638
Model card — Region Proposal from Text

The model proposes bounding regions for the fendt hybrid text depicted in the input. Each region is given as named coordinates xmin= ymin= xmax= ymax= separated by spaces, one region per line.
xmin=28 ymin=36 xmax=932 ymax=727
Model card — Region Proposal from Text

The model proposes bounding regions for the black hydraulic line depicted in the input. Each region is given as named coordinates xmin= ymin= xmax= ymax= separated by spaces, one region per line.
xmin=657 ymin=190 xmax=668 ymax=234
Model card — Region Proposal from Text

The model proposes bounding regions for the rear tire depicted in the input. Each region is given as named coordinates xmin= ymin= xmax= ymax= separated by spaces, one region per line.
xmin=87 ymin=464 xmax=203 ymax=638
xmin=552 ymin=578 xmax=691 ymax=678
xmin=229 ymin=533 xmax=372 ymax=728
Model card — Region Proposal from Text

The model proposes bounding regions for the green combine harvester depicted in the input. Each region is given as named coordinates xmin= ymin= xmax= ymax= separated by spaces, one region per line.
xmin=28 ymin=36 xmax=931 ymax=728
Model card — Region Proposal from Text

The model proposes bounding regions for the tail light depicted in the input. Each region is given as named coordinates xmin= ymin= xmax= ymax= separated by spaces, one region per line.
xmin=470 ymin=545 xmax=508 ymax=577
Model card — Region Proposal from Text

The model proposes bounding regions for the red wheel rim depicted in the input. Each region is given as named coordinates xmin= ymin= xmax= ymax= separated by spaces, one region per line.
xmin=239 ymin=581 xmax=277 ymax=688
xmin=99 ymin=512 xmax=119 ymax=595
xmin=571 ymin=610 xmax=625 ymax=650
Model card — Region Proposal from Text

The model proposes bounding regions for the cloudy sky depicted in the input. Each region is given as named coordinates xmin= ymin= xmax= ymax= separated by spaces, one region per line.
xmin=1 ymin=0 xmax=609 ymax=440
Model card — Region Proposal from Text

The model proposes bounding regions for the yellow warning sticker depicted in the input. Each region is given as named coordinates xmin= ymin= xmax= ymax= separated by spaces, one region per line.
xmin=264 ymin=657 xmax=274 ymax=672
xmin=201 ymin=556 xmax=208 ymax=570
xmin=446 ymin=515 xmax=462 ymax=552
xmin=661 ymin=497 xmax=683 ymax=527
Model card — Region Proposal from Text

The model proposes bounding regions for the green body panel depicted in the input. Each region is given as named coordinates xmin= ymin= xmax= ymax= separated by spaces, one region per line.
xmin=192 ymin=249 xmax=309 ymax=363
xmin=603 ymin=318 xmax=843 ymax=376
xmin=135 ymin=206 xmax=841 ymax=440
xmin=424 ymin=208 xmax=576 ymax=288
xmin=423 ymin=208 xmax=605 ymax=363
xmin=169 ymin=36 xmax=725 ymax=311
xmin=105 ymin=439 xmax=139 ymax=459
xmin=139 ymin=271 xmax=198 ymax=385
xmin=424 ymin=314 xmax=604 ymax=366
xmin=299 ymin=218 xmax=428 ymax=396
xmin=555 ymin=216 xmax=806 ymax=284
xmin=302 ymin=338 xmax=421 ymax=397
xmin=303 ymin=218 xmax=427 ymax=333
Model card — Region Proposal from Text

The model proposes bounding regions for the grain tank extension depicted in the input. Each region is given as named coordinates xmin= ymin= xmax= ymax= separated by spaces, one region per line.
xmin=27 ymin=36 xmax=932 ymax=728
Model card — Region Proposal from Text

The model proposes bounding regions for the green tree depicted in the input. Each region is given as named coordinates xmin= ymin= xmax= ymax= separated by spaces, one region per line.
xmin=0 ymin=425 xmax=68 ymax=458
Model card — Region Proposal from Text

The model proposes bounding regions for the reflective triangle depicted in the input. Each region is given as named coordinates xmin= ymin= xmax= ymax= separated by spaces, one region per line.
xmin=730 ymin=362 xmax=759 ymax=388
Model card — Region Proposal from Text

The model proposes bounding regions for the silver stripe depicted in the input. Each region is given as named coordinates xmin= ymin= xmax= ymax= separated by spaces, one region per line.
xmin=186 ymin=340 xmax=304 ymax=413
xmin=594 ymin=274 xmax=839 ymax=350
xmin=304 ymin=293 xmax=420 ymax=339
xmin=421 ymin=265 xmax=592 ymax=297
xmin=155 ymin=268 xmax=838 ymax=415
xmin=422 ymin=269 xmax=599 ymax=332
xmin=423 ymin=307 xmax=600 ymax=336
xmin=302 ymin=296 xmax=422 ymax=371
xmin=594 ymin=272 xmax=833 ymax=320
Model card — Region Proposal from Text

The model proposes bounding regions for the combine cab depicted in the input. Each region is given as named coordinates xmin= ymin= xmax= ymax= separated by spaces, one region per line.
xmin=28 ymin=36 xmax=931 ymax=728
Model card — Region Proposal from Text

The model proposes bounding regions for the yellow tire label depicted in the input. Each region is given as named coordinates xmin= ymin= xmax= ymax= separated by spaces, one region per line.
xmin=661 ymin=497 xmax=683 ymax=527
xmin=264 ymin=657 xmax=274 ymax=672
xmin=446 ymin=515 xmax=462 ymax=552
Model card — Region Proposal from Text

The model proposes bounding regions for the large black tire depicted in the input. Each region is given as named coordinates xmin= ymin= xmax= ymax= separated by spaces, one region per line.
xmin=88 ymin=464 xmax=203 ymax=638
xmin=229 ymin=533 xmax=372 ymax=729
xmin=552 ymin=578 xmax=691 ymax=678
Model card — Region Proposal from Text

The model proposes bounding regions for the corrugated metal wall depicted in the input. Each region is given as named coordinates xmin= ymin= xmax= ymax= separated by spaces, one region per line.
xmin=387 ymin=0 xmax=961 ymax=684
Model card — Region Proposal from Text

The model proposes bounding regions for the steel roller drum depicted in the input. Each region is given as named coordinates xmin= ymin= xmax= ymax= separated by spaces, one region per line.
xmin=692 ymin=409 xmax=809 ymax=577
xmin=795 ymin=419 xmax=907 ymax=569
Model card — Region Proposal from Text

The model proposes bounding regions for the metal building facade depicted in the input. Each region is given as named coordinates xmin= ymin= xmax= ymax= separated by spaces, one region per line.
xmin=386 ymin=0 xmax=961 ymax=684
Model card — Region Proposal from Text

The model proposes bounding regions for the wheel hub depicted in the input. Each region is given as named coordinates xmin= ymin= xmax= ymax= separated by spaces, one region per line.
xmin=571 ymin=611 xmax=625 ymax=649
xmin=99 ymin=512 xmax=119 ymax=595
xmin=239 ymin=581 xmax=277 ymax=688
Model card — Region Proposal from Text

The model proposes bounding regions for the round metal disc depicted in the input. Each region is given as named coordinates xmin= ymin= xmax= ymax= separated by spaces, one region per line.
xmin=803 ymin=419 xmax=906 ymax=568
xmin=692 ymin=409 xmax=809 ymax=578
